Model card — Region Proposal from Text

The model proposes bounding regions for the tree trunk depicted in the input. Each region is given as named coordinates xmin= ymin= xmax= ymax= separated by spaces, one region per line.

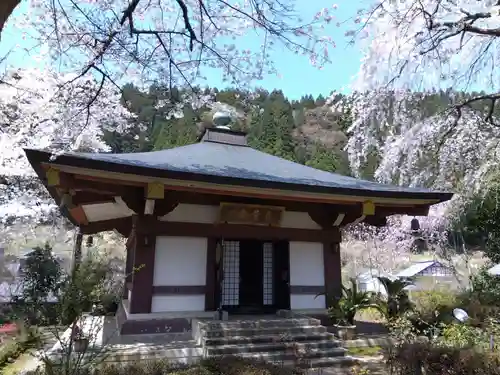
xmin=0 ymin=0 xmax=21 ymax=39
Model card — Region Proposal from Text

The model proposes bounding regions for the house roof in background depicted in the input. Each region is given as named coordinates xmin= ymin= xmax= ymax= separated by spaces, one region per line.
xmin=357 ymin=269 xmax=395 ymax=282
xmin=488 ymin=264 xmax=500 ymax=276
xmin=396 ymin=260 xmax=442 ymax=277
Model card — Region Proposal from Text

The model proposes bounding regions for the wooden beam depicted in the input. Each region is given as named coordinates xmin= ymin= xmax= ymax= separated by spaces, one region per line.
xmin=134 ymin=218 xmax=341 ymax=243
xmin=323 ymin=241 xmax=342 ymax=303
xmin=364 ymin=216 xmax=387 ymax=227
xmin=114 ymin=196 xmax=137 ymax=215
xmin=205 ymin=238 xmax=217 ymax=311
xmin=308 ymin=206 xmax=344 ymax=228
xmin=46 ymin=167 xmax=60 ymax=187
xmin=154 ymin=199 xmax=178 ymax=217
xmin=80 ymin=217 xmax=132 ymax=235
xmin=72 ymin=192 xmax=115 ymax=205
xmin=146 ymin=182 xmax=165 ymax=199
xmin=69 ymin=206 xmax=89 ymax=225
xmin=363 ymin=200 xmax=375 ymax=216
xmin=144 ymin=199 xmax=155 ymax=215
xmin=129 ymin=233 xmax=156 ymax=314
xmin=53 ymin=172 xmax=135 ymax=196
xmin=48 ymin=172 xmax=433 ymax=219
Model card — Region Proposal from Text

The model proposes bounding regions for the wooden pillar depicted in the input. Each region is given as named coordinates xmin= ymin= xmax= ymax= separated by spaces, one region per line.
xmin=205 ymin=238 xmax=217 ymax=311
xmin=129 ymin=228 xmax=156 ymax=314
xmin=323 ymin=241 xmax=342 ymax=306
xmin=123 ymin=239 xmax=135 ymax=299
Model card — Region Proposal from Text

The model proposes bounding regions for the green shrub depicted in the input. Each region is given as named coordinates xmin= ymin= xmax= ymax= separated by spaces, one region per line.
xmin=468 ymin=267 xmax=500 ymax=306
xmin=455 ymin=292 xmax=500 ymax=328
xmin=406 ymin=290 xmax=459 ymax=335
xmin=388 ymin=342 xmax=500 ymax=375
xmin=439 ymin=323 xmax=486 ymax=348
xmin=412 ymin=290 xmax=457 ymax=320
xmin=24 ymin=357 xmax=303 ymax=375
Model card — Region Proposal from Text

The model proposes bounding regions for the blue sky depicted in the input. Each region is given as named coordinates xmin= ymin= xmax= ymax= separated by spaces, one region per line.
xmin=0 ymin=0 xmax=362 ymax=100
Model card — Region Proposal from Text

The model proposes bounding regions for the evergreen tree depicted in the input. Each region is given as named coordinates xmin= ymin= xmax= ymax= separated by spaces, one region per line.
xmin=315 ymin=94 xmax=326 ymax=106
xmin=306 ymin=144 xmax=342 ymax=173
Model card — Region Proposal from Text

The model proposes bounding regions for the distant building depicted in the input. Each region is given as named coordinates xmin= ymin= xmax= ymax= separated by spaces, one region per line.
xmin=396 ymin=260 xmax=457 ymax=291
xmin=487 ymin=264 xmax=500 ymax=276
xmin=356 ymin=269 xmax=396 ymax=297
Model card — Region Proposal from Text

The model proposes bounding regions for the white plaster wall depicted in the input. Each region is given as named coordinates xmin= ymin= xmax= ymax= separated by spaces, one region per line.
xmin=152 ymin=236 xmax=207 ymax=313
xmin=159 ymin=203 xmax=321 ymax=230
xmin=151 ymin=296 xmax=205 ymax=313
xmin=289 ymin=241 xmax=325 ymax=309
xmin=160 ymin=204 xmax=218 ymax=223
xmin=291 ymin=295 xmax=325 ymax=309
xmin=83 ymin=202 xmax=132 ymax=222
xmin=281 ymin=211 xmax=321 ymax=229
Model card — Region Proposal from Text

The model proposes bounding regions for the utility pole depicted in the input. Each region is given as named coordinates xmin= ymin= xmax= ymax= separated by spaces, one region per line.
xmin=71 ymin=227 xmax=83 ymax=273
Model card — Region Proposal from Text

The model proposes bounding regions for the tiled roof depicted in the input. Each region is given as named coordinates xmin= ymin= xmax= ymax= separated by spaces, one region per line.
xmin=488 ymin=264 xmax=500 ymax=276
xmin=39 ymin=137 xmax=452 ymax=200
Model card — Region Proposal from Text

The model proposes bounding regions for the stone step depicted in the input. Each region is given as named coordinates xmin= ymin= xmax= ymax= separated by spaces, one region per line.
xmin=225 ymin=347 xmax=347 ymax=362
xmin=202 ymin=325 xmax=327 ymax=338
xmin=205 ymin=341 xmax=347 ymax=357
xmin=199 ymin=318 xmax=320 ymax=331
xmin=223 ymin=353 xmax=356 ymax=368
xmin=203 ymin=332 xmax=335 ymax=346
xmin=289 ymin=355 xmax=358 ymax=369
xmin=205 ymin=339 xmax=343 ymax=356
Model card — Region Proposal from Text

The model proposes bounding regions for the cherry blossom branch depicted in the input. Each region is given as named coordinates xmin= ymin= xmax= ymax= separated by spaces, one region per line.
xmin=175 ymin=0 xmax=197 ymax=51
xmin=455 ymin=93 xmax=500 ymax=125
xmin=0 ymin=0 xmax=19 ymax=39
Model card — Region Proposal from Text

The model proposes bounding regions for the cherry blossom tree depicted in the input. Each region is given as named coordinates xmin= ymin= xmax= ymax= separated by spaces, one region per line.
xmin=334 ymin=89 xmax=496 ymax=275
xmin=340 ymin=0 xmax=500 ymax=195
xmin=339 ymin=90 xmax=500 ymax=191
xmin=4 ymin=0 xmax=336 ymax=105
xmin=352 ymin=0 xmax=499 ymax=98
xmin=0 ymin=0 xmax=18 ymax=37
xmin=0 ymin=66 xmax=134 ymax=247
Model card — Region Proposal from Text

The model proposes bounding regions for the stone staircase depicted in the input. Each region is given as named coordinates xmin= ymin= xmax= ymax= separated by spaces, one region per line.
xmin=195 ymin=315 xmax=356 ymax=369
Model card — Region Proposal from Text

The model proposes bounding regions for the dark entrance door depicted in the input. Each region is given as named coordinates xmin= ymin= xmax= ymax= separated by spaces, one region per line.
xmin=273 ymin=240 xmax=291 ymax=310
xmin=239 ymin=240 xmax=264 ymax=312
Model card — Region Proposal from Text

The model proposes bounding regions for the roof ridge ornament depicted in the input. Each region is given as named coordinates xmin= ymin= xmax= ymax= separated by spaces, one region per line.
xmin=213 ymin=111 xmax=232 ymax=128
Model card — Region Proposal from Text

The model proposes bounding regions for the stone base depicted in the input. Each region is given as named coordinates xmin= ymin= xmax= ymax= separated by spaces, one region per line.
xmin=212 ymin=310 xmax=229 ymax=321
xmin=117 ymin=300 xmax=216 ymax=335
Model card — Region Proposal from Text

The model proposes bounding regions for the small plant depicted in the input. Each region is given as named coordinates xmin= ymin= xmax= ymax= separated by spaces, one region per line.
xmin=350 ymin=365 xmax=371 ymax=375
xmin=325 ymin=278 xmax=378 ymax=326
xmin=376 ymin=277 xmax=414 ymax=321
xmin=387 ymin=315 xmax=419 ymax=345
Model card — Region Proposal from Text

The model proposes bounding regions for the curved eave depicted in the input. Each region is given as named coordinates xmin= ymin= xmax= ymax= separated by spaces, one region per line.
xmin=24 ymin=149 xmax=79 ymax=227
xmin=24 ymin=148 xmax=454 ymax=204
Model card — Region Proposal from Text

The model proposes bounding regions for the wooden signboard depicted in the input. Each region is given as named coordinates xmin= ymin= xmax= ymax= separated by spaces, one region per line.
xmin=219 ymin=202 xmax=284 ymax=226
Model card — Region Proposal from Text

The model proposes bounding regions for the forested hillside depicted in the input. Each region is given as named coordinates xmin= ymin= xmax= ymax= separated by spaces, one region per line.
xmin=101 ymin=86 xmax=352 ymax=176
xmin=101 ymin=85 xmax=499 ymax=192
